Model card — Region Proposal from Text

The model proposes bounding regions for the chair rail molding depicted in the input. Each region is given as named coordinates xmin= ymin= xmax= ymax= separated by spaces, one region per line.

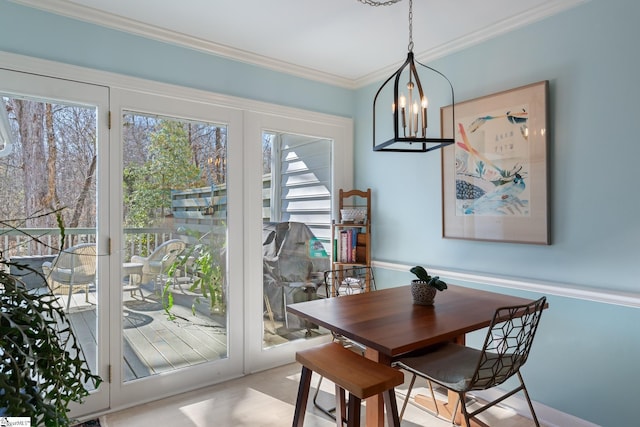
xmin=373 ymin=260 xmax=640 ymax=309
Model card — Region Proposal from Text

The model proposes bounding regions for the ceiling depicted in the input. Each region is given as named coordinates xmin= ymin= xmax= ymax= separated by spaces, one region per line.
xmin=15 ymin=0 xmax=586 ymax=88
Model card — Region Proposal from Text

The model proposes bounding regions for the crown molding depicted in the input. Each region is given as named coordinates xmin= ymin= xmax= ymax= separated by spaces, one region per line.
xmin=354 ymin=0 xmax=590 ymax=87
xmin=12 ymin=0 xmax=589 ymax=90
xmin=10 ymin=0 xmax=356 ymax=88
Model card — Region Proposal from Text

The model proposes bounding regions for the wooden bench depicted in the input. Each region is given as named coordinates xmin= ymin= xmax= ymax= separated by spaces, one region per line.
xmin=292 ymin=341 xmax=403 ymax=427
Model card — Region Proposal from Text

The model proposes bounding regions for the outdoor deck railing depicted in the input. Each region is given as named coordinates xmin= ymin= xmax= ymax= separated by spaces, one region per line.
xmin=0 ymin=227 xmax=178 ymax=261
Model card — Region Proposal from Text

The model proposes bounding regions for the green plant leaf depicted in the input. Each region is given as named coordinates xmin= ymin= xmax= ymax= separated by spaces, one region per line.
xmin=410 ymin=265 xmax=431 ymax=282
xmin=428 ymin=276 xmax=448 ymax=291
xmin=410 ymin=266 xmax=447 ymax=291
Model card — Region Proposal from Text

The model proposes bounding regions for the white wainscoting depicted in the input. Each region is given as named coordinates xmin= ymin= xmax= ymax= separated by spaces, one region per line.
xmin=374 ymin=260 xmax=640 ymax=309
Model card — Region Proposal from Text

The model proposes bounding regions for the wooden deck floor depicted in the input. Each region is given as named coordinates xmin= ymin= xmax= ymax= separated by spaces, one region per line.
xmin=63 ymin=283 xmax=322 ymax=383
xmin=121 ymin=294 xmax=228 ymax=381
xmin=63 ymin=284 xmax=228 ymax=382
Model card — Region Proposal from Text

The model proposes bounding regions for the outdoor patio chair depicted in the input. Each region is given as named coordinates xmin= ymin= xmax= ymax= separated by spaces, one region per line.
xmin=130 ymin=239 xmax=186 ymax=290
xmin=42 ymin=243 xmax=96 ymax=310
xmin=394 ymin=296 xmax=547 ymax=426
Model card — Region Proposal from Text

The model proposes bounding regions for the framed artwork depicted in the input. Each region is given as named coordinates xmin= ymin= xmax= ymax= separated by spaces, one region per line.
xmin=441 ymin=81 xmax=549 ymax=244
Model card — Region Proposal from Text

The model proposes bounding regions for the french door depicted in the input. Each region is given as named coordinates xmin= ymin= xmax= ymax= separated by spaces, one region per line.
xmin=243 ymin=112 xmax=351 ymax=372
xmin=1 ymin=56 xmax=353 ymax=415
xmin=108 ymin=89 xmax=244 ymax=407
xmin=0 ymin=69 xmax=110 ymax=417
xmin=0 ymin=72 xmax=247 ymax=414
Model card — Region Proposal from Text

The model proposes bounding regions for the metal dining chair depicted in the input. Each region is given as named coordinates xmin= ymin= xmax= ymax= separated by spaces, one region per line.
xmin=323 ymin=265 xmax=376 ymax=297
xmin=394 ymin=296 xmax=547 ymax=426
xmin=312 ymin=266 xmax=376 ymax=420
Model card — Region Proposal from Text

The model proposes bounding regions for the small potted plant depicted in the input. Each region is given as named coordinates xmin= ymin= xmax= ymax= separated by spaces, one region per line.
xmin=410 ymin=265 xmax=447 ymax=305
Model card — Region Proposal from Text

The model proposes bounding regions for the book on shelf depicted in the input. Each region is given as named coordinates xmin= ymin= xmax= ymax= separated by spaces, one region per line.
xmin=339 ymin=231 xmax=348 ymax=263
xmin=334 ymin=227 xmax=362 ymax=263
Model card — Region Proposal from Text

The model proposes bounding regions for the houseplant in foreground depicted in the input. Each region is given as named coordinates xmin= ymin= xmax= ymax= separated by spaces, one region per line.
xmin=1 ymin=213 xmax=101 ymax=425
xmin=409 ymin=265 xmax=447 ymax=305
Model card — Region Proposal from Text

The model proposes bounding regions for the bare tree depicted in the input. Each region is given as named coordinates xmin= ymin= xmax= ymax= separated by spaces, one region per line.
xmin=13 ymin=100 xmax=49 ymax=229
xmin=44 ymin=103 xmax=60 ymax=210
xmin=4 ymin=98 xmax=98 ymax=251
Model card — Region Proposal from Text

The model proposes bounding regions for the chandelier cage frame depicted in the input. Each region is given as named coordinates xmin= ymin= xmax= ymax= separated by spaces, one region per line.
xmin=372 ymin=53 xmax=455 ymax=152
xmin=367 ymin=0 xmax=456 ymax=153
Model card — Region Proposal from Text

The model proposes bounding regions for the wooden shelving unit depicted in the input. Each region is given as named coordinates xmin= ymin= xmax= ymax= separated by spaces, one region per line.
xmin=331 ymin=188 xmax=372 ymax=292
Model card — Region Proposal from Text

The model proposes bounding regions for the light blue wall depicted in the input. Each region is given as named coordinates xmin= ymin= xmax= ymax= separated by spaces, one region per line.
xmin=2 ymin=0 xmax=638 ymax=425
xmin=355 ymin=0 xmax=639 ymax=425
xmin=357 ymin=0 xmax=640 ymax=291
xmin=0 ymin=0 xmax=353 ymax=117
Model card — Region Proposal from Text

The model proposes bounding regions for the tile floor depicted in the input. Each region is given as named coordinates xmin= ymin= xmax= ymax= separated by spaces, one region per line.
xmin=100 ymin=362 xmax=536 ymax=427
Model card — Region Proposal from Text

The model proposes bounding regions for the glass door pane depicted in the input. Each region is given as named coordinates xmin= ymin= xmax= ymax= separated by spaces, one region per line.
xmin=110 ymin=88 xmax=242 ymax=409
xmin=262 ymin=131 xmax=332 ymax=349
xmin=0 ymin=69 xmax=110 ymax=417
xmin=120 ymin=111 xmax=228 ymax=381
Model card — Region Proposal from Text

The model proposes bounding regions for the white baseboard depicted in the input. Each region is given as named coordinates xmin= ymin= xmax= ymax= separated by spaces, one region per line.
xmin=472 ymin=388 xmax=600 ymax=427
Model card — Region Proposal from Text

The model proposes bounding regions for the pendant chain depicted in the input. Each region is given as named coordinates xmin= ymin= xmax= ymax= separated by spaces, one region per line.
xmin=356 ymin=0 xmax=403 ymax=6
xmin=356 ymin=0 xmax=413 ymax=52
xmin=408 ymin=0 xmax=413 ymax=52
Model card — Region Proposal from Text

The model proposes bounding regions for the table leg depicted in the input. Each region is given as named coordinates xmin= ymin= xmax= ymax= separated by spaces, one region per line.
xmin=122 ymin=263 xmax=144 ymax=299
xmin=414 ymin=392 xmax=489 ymax=427
xmin=364 ymin=347 xmax=390 ymax=427
xmin=414 ymin=393 xmax=463 ymax=424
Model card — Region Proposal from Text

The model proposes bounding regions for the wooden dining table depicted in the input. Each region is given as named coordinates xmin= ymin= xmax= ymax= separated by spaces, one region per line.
xmin=287 ymin=284 xmax=540 ymax=427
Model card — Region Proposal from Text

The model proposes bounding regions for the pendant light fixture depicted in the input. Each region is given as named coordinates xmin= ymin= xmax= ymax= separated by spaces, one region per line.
xmin=365 ymin=0 xmax=455 ymax=152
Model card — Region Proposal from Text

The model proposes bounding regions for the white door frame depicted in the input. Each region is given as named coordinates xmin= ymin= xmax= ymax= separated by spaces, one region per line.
xmin=0 ymin=67 xmax=111 ymax=418
xmin=108 ymin=87 xmax=245 ymax=409
xmin=243 ymin=111 xmax=353 ymax=373
xmin=1 ymin=51 xmax=354 ymax=413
